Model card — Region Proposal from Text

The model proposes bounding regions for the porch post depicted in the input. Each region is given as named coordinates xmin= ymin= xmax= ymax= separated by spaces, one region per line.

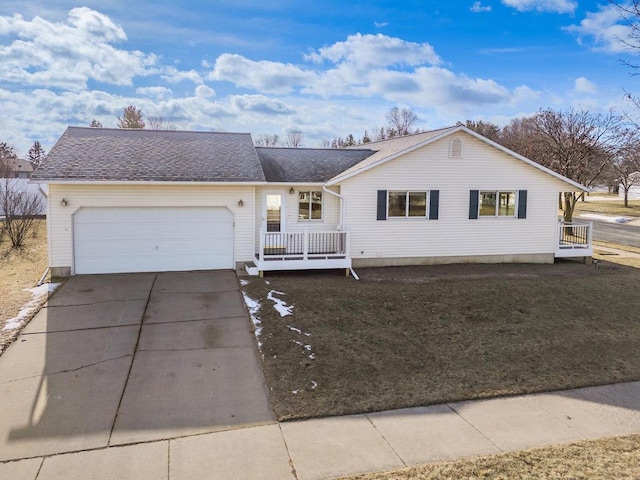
xmin=303 ymin=230 xmax=309 ymax=261
xmin=259 ymin=230 xmax=265 ymax=262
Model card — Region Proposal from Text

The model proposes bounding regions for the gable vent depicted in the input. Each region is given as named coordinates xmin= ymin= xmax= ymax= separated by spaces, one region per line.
xmin=449 ymin=137 xmax=463 ymax=158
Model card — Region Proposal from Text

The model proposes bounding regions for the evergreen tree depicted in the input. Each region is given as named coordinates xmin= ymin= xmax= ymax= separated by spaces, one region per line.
xmin=28 ymin=141 xmax=46 ymax=169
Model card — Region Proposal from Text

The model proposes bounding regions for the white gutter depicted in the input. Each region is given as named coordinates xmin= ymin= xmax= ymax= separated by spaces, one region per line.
xmin=322 ymin=186 xmax=346 ymax=229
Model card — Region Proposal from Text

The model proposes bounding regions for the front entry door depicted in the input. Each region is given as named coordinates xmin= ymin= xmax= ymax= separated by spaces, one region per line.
xmin=264 ymin=192 xmax=285 ymax=233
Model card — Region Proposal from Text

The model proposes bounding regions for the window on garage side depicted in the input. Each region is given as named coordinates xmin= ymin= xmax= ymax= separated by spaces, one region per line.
xmin=298 ymin=190 xmax=323 ymax=220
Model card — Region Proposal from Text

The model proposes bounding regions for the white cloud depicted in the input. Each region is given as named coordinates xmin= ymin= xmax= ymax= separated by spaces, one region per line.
xmin=231 ymin=95 xmax=295 ymax=115
xmin=374 ymin=21 xmax=388 ymax=28
xmin=471 ymin=2 xmax=492 ymax=13
xmin=195 ymin=85 xmax=216 ymax=98
xmin=202 ymin=33 xmax=537 ymax=117
xmin=0 ymin=8 xmax=159 ymax=90
xmin=208 ymin=53 xmax=315 ymax=94
xmin=161 ymin=67 xmax=203 ymax=84
xmin=501 ymin=0 xmax=577 ymax=14
xmin=565 ymin=4 xmax=636 ymax=53
xmin=305 ymin=33 xmax=441 ymax=69
xmin=136 ymin=86 xmax=172 ymax=99
xmin=573 ymin=77 xmax=598 ymax=94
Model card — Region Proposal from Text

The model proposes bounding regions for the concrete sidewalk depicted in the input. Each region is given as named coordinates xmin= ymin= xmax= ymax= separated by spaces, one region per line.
xmin=2 ymin=380 xmax=640 ymax=480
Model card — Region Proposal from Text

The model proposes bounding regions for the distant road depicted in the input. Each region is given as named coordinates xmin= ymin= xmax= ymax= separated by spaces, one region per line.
xmin=591 ymin=221 xmax=640 ymax=248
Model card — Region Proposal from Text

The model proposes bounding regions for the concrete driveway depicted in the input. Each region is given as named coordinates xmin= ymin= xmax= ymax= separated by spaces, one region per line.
xmin=0 ymin=270 xmax=274 ymax=462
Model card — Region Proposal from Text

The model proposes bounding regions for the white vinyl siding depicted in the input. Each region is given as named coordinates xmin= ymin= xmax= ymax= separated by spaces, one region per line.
xmin=342 ymin=132 xmax=573 ymax=260
xmin=47 ymin=184 xmax=255 ymax=273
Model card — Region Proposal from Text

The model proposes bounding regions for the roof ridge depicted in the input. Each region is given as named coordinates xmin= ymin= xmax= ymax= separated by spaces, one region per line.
xmin=351 ymin=125 xmax=458 ymax=148
xmin=67 ymin=126 xmax=252 ymax=136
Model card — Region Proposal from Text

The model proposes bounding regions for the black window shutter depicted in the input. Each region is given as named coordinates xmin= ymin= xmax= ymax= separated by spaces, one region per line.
xmin=469 ymin=190 xmax=479 ymax=219
xmin=377 ymin=190 xmax=387 ymax=220
xmin=429 ymin=190 xmax=439 ymax=220
xmin=518 ymin=190 xmax=527 ymax=219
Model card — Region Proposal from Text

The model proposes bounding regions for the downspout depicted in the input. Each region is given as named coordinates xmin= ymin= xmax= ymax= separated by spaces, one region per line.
xmin=322 ymin=186 xmax=345 ymax=230
xmin=323 ymin=186 xmax=359 ymax=280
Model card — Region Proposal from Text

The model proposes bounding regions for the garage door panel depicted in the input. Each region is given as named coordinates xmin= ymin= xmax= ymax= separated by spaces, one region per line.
xmin=73 ymin=207 xmax=234 ymax=274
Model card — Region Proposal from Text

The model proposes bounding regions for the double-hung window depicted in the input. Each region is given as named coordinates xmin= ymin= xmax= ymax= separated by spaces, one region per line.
xmin=298 ymin=190 xmax=323 ymax=220
xmin=480 ymin=191 xmax=516 ymax=217
xmin=388 ymin=191 xmax=428 ymax=218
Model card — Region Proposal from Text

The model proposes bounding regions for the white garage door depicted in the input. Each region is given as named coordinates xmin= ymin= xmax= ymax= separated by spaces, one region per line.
xmin=73 ymin=207 xmax=234 ymax=274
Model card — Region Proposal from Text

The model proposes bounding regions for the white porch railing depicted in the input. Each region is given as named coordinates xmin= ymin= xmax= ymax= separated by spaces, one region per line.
xmin=254 ymin=230 xmax=351 ymax=272
xmin=556 ymin=220 xmax=593 ymax=258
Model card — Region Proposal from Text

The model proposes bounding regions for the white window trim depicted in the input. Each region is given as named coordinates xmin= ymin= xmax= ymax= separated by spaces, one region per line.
xmin=297 ymin=190 xmax=324 ymax=222
xmin=387 ymin=190 xmax=429 ymax=219
xmin=479 ymin=190 xmax=518 ymax=218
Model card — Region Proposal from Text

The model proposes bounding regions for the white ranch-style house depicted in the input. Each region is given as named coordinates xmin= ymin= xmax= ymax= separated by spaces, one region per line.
xmin=31 ymin=125 xmax=592 ymax=277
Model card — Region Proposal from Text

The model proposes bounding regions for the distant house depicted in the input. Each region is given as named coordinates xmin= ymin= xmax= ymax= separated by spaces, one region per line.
xmin=1 ymin=158 xmax=34 ymax=179
xmin=31 ymin=126 xmax=592 ymax=277
xmin=0 ymin=178 xmax=47 ymax=216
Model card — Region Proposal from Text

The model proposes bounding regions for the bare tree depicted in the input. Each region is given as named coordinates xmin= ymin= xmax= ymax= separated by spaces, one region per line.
xmin=28 ymin=141 xmax=46 ymax=169
xmin=612 ymin=143 xmax=640 ymax=206
xmin=0 ymin=142 xmax=16 ymax=161
xmin=386 ymin=107 xmax=417 ymax=137
xmin=254 ymin=134 xmax=281 ymax=147
xmin=459 ymin=120 xmax=501 ymax=142
xmin=0 ymin=178 xmax=44 ymax=247
xmin=532 ymin=108 xmax=633 ymax=222
xmin=286 ymin=129 xmax=303 ymax=148
xmin=117 ymin=105 xmax=145 ymax=129
xmin=0 ymin=157 xmax=11 ymax=178
xmin=89 ymin=119 xmax=103 ymax=128
xmin=147 ymin=116 xmax=176 ymax=130
xmin=0 ymin=143 xmax=16 ymax=179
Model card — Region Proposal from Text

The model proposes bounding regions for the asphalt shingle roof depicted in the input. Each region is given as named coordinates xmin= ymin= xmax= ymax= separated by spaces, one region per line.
xmin=32 ymin=127 xmax=266 ymax=182
xmin=256 ymin=147 xmax=374 ymax=183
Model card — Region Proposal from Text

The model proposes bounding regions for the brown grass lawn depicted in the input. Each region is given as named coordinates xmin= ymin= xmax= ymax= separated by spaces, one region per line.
xmin=0 ymin=219 xmax=48 ymax=352
xmin=342 ymin=434 xmax=640 ymax=480
xmin=242 ymin=260 xmax=640 ymax=421
xmin=573 ymin=198 xmax=640 ymax=217
xmin=593 ymin=242 xmax=640 ymax=269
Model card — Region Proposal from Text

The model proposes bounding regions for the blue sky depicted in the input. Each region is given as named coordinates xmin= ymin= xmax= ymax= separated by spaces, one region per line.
xmin=0 ymin=0 xmax=639 ymax=154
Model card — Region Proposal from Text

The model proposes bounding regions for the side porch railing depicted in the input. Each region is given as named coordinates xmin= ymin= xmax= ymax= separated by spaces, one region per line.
xmin=556 ymin=220 xmax=593 ymax=258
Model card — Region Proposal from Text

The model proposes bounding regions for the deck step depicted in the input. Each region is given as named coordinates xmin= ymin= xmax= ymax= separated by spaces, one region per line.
xmin=245 ymin=262 xmax=259 ymax=276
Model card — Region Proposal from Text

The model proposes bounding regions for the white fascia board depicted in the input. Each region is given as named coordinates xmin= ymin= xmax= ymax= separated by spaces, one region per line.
xmin=29 ymin=180 xmax=268 ymax=186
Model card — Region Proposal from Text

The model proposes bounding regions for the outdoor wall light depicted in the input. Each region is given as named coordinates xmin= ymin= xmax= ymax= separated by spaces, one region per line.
xmin=60 ymin=198 xmax=68 ymax=207
xmin=238 ymin=199 xmax=244 ymax=207
xmin=289 ymin=187 xmax=295 ymax=194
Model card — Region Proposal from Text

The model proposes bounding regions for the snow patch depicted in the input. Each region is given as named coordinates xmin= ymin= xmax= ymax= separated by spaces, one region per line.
xmin=292 ymin=339 xmax=315 ymax=360
xmin=242 ymin=292 xmax=263 ymax=347
xmin=287 ymin=325 xmax=302 ymax=334
xmin=239 ymin=279 xmax=249 ymax=286
xmin=2 ymin=283 xmax=60 ymax=332
xmin=581 ymin=213 xmax=631 ymax=224
xmin=267 ymin=290 xmax=293 ymax=317
xmin=311 ymin=381 xmax=318 ymax=390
